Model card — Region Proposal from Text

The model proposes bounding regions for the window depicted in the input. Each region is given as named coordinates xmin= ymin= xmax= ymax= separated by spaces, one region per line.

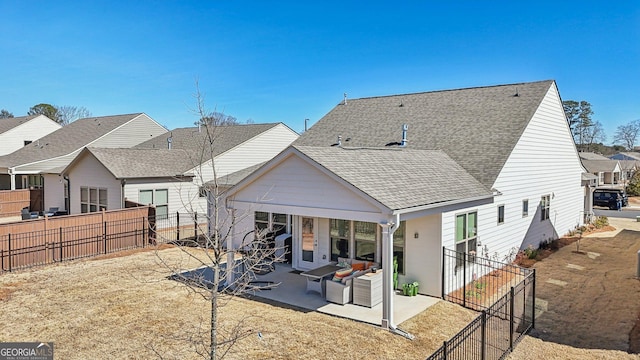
xmin=541 ymin=195 xmax=550 ymax=221
xmin=393 ymin=221 xmax=405 ymax=274
xmin=354 ymin=221 xmax=376 ymax=262
xmin=155 ymin=189 xmax=168 ymax=219
xmin=330 ymin=219 xmax=350 ymax=261
xmin=80 ymin=187 xmax=107 ymax=213
xmin=254 ymin=212 xmax=290 ymax=236
xmin=522 ymin=199 xmax=529 ymax=217
xmin=254 ymin=211 xmax=269 ymax=231
xmin=455 ymin=212 xmax=477 ymax=267
xmin=139 ymin=189 xmax=168 ymax=219
xmin=26 ymin=175 xmax=43 ymax=189
xmin=198 ymin=186 xmax=207 ymax=198
xmin=497 ymin=205 xmax=505 ymax=225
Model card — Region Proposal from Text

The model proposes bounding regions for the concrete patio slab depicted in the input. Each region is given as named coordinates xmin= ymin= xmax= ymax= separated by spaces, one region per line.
xmin=248 ymin=263 xmax=440 ymax=326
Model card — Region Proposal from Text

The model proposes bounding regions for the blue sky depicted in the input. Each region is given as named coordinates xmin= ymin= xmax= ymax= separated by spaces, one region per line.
xmin=1 ymin=1 xmax=638 ymax=141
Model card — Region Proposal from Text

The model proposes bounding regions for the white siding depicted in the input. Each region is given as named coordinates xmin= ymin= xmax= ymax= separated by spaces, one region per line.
xmin=0 ymin=115 xmax=61 ymax=156
xmin=90 ymin=114 xmax=167 ymax=149
xmin=124 ymin=178 xmax=206 ymax=215
xmin=191 ymin=124 xmax=298 ymax=185
xmin=230 ymin=154 xmax=385 ymax=220
xmin=401 ymin=214 xmax=442 ymax=296
xmin=67 ymin=153 xmax=121 ymax=214
xmin=43 ymin=173 xmax=66 ymax=211
xmin=441 ymin=84 xmax=584 ymax=260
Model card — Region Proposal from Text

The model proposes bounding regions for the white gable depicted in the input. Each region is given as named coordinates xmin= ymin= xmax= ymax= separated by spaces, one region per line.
xmin=229 ymin=153 xmax=388 ymax=223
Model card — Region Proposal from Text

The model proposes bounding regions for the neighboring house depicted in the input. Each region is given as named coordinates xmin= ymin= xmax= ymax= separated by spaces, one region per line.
xmin=618 ymin=160 xmax=640 ymax=183
xmin=610 ymin=152 xmax=640 ymax=161
xmin=580 ymin=159 xmax=622 ymax=186
xmin=0 ymin=115 xmax=61 ymax=156
xmin=62 ymin=123 xmax=298 ymax=216
xmin=577 ymin=152 xmax=609 ymax=161
xmin=222 ymin=80 xmax=584 ymax=329
xmin=0 ymin=113 xmax=167 ymax=212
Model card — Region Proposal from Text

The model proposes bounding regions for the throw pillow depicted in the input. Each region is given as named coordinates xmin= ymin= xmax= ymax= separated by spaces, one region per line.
xmin=352 ymin=262 xmax=365 ymax=271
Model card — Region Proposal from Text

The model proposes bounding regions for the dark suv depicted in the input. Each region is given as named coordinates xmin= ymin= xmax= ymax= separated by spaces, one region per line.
xmin=593 ymin=188 xmax=628 ymax=209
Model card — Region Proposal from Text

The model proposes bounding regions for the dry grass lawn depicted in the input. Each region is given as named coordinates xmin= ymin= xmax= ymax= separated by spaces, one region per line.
xmin=0 ymin=246 xmax=478 ymax=359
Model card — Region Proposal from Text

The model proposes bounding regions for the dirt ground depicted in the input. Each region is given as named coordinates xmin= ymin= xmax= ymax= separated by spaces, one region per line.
xmin=508 ymin=220 xmax=640 ymax=359
xmin=0 ymin=245 xmax=477 ymax=360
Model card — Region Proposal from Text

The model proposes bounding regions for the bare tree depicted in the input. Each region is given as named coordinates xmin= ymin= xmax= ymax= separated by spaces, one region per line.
xmin=582 ymin=121 xmax=606 ymax=152
xmin=57 ymin=105 xmax=92 ymax=125
xmin=152 ymin=84 xmax=283 ymax=360
xmin=613 ymin=119 xmax=640 ymax=150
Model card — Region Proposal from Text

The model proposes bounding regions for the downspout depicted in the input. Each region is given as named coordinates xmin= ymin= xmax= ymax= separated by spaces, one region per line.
xmin=120 ymin=179 xmax=127 ymax=208
xmin=63 ymin=175 xmax=70 ymax=213
xmin=380 ymin=213 xmax=415 ymax=339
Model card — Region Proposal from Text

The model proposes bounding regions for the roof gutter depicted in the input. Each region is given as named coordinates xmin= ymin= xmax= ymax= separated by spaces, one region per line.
xmin=392 ymin=191 xmax=498 ymax=215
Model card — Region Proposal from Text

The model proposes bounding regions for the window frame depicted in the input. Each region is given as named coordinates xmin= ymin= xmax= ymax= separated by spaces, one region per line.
xmin=139 ymin=189 xmax=168 ymax=219
xmin=354 ymin=221 xmax=377 ymax=262
xmin=455 ymin=211 xmax=478 ymax=267
xmin=330 ymin=219 xmax=350 ymax=262
xmin=80 ymin=186 xmax=107 ymax=213
xmin=497 ymin=205 xmax=505 ymax=225
xmin=541 ymin=195 xmax=550 ymax=221
xmin=522 ymin=199 xmax=529 ymax=217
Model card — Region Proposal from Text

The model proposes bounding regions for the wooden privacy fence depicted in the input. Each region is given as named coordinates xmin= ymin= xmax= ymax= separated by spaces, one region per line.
xmin=0 ymin=208 xmax=211 ymax=273
xmin=0 ymin=207 xmax=151 ymax=272
xmin=0 ymin=189 xmax=30 ymax=218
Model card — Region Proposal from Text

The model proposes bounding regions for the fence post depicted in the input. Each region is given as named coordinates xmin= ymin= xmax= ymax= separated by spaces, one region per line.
xmin=443 ymin=340 xmax=447 ymax=360
xmin=481 ymin=310 xmax=486 ymax=360
xmin=176 ymin=212 xmax=180 ymax=241
xmin=441 ymin=246 xmax=446 ymax=300
xmin=509 ymin=286 xmax=515 ymax=351
xmin=142 ymin=217 xmax=146 ymax=247
xmin=59 ymin=227 xmax=63 ymax=262
xmin=463 ymin=251 xmax=467 ymax=308
xmin=532 ymin=269 xmax=536 ymax=329
xmin=8 ymin=233 xmax=11 ymax=272
xmin=103 ymin=221 xmax=107 ymax=254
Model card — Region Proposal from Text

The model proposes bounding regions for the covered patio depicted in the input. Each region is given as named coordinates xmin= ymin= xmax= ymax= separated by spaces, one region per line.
xmin=247 ymin=262 xmax=440 ymax=326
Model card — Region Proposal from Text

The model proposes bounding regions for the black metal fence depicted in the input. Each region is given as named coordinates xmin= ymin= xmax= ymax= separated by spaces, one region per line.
xmin=0 ymin=212 xmax=209 ymax=273
xmin=427 ymin=248 xmax=536 ymax=360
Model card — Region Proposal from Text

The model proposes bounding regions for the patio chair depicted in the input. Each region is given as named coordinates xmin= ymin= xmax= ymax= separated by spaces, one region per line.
xmin=45 ymin=207 xmax=59 ymax=217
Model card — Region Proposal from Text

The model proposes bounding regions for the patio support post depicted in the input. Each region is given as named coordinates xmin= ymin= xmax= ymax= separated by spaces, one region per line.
xmin=380 ymin=221 xmax=394 ymax=330
xmin=226 ymin=209 xmax=235 ymax=287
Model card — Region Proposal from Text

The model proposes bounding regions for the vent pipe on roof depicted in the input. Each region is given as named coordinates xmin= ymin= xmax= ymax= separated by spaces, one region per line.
xmin=337 ymin=135 xmax=342 ymax=147
xmin=400 ymin=124 xmax=408 ymax=147
xmin=167 ymin=133 xmax=173 ymax=150
xmin=343 ymin=93 xmax=347 ymax=105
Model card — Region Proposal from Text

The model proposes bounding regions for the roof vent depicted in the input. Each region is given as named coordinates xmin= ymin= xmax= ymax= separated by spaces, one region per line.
xmin=401 ymin=124 xmax=408 ymax=147
xmin=167 ymin=133 xmax=173 ymax=150
xmin=331 ymin=135 xmax=342 ymax=147
xmin=343 ymin=93 xmax=348 ymax=105
xmin=514 ymin=87 xmax=519 ymax=97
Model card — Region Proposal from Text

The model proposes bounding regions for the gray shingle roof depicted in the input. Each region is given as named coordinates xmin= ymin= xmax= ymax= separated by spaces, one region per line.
xmin=295 ymin=80 xmax=555 ymax=188
xmin=0 ymin=113 xmax=144 ymax=167
xmin=578 ymin=152 xmax=609 ymax=160
xmin=134 ymin=123 xmax=281 ymax=162
xmin=294 ymin=145 xmax=492 ymax=211
xmin=213 ymin=162 xmax=266 ymax=188
xmin=0 ymin=115 xmax=39 ymax=134
xmin=581 ymin=159 xmax=619 ymax=173
xmin=80 ymin=148 xmax=194 ymax=178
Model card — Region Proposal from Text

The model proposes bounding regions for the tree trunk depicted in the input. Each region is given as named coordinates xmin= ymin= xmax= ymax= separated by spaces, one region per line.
xmin=211 ymin=265 xmax=219 ymax=360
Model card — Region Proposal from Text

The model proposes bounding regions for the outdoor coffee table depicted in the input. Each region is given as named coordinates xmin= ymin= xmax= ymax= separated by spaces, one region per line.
xmin=300 ymin=264 xmax=343 ymax=297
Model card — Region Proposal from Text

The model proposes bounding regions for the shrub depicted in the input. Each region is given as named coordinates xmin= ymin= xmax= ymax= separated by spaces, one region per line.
xmin=594 ymin=216 xmax=609 ymax=229
xmin=626 ymin=171 xmax=640 ymax=196
xmin=524 ymin=245 xmax=538 ymax=259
